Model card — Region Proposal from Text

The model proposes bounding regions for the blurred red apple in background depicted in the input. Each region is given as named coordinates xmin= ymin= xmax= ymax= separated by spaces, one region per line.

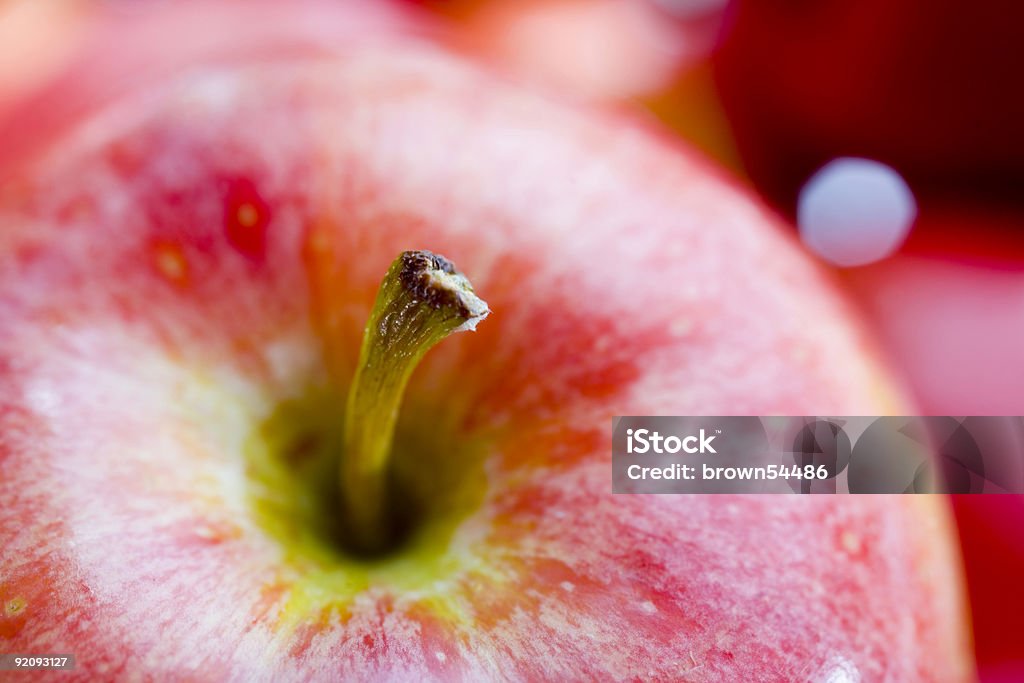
xmin=713 ymin=0 xmax=1024 ymax=214
xmin=954 ymin=495 xmax=1024 ymax=681
xmin=0 ymin=1 xmax=972 ymax=680
xmin=841 ymin=206 xmax=1024 ymax=680
xmin=842 ymin=206 xmax=1024 ymax=415
xmin=412 ymin=0 xmax=741 ymax=170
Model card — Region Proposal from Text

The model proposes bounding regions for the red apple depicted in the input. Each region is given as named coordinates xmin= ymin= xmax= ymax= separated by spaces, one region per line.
xmin=840 ymin=205 xmax=1024 ymax=415
xmin=419 ymin=0 xmax=742 ymax=172
xmin=713 ymin=0 xmax=1024 ymax=212
xmin=0 ymin=1 xmax=971 ymax=680
xmin=427 ymin=0 xmax=708 ymax=102
xmin=954 ymin=496 xmax=1024 ymax=681
xmin=840 ymin=206 xmax=1024 ymax=676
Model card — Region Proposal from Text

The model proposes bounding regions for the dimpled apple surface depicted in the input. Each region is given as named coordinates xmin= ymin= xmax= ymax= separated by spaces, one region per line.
xmin=0 ymin=2 xmax=970 ymax=681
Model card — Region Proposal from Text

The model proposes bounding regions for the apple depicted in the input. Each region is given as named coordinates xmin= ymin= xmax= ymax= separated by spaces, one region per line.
xmin=0 ymin=1 xmax=971 ymax=680
xmin=422 ymin=0 xmax=710 ymax=102
xmin=416 ymin=0 xmax=741 ymax=172
xmin=954 ymin=496 xmax=1024 ymax=682
xmin=840 ymin=205 xmax=1024 ymax=415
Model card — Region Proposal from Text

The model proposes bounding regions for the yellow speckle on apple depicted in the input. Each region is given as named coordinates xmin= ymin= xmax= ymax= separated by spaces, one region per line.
xmin=6 ymin=597 xmax=25 ymax=616
xmin=236 ymin=203 xmax=260 ymax=229
xmin=154 ymin=243 xmax=188 ymax=283
xmin=840 ymin=531 xmax=862 ymax=555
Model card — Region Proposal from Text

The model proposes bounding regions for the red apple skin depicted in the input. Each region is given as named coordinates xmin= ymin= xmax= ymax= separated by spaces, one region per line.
xmin=0 ymin=2 xmax=971 ymax=681
xmin=713 ymin=0 xmax=1024 ymax=212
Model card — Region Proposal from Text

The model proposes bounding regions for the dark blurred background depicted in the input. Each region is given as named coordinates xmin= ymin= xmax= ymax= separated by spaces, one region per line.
xmin=400 ymin=0 xmax=1024 ymax=677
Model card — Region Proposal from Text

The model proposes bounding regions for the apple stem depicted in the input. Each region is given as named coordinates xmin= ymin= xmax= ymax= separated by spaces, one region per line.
xmin=341 ymin=250 xmax=489 ymax=554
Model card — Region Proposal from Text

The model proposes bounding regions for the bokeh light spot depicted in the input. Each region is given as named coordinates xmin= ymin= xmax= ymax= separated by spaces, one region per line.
xmin=798 ymin=157 xmax=916 ymax=267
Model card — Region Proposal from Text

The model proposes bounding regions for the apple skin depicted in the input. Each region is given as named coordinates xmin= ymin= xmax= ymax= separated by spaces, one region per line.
xmin=0 ymin=2 xmax=971 ymax=681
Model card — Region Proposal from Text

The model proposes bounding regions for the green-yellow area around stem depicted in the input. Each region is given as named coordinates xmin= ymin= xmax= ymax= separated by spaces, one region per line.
xmin=243 ymin=385 xmax=493 ymax=631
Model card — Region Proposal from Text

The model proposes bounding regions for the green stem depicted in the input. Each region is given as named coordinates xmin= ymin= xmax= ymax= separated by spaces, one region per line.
xmin=341 ymin=250 xmax=489 ymax=554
